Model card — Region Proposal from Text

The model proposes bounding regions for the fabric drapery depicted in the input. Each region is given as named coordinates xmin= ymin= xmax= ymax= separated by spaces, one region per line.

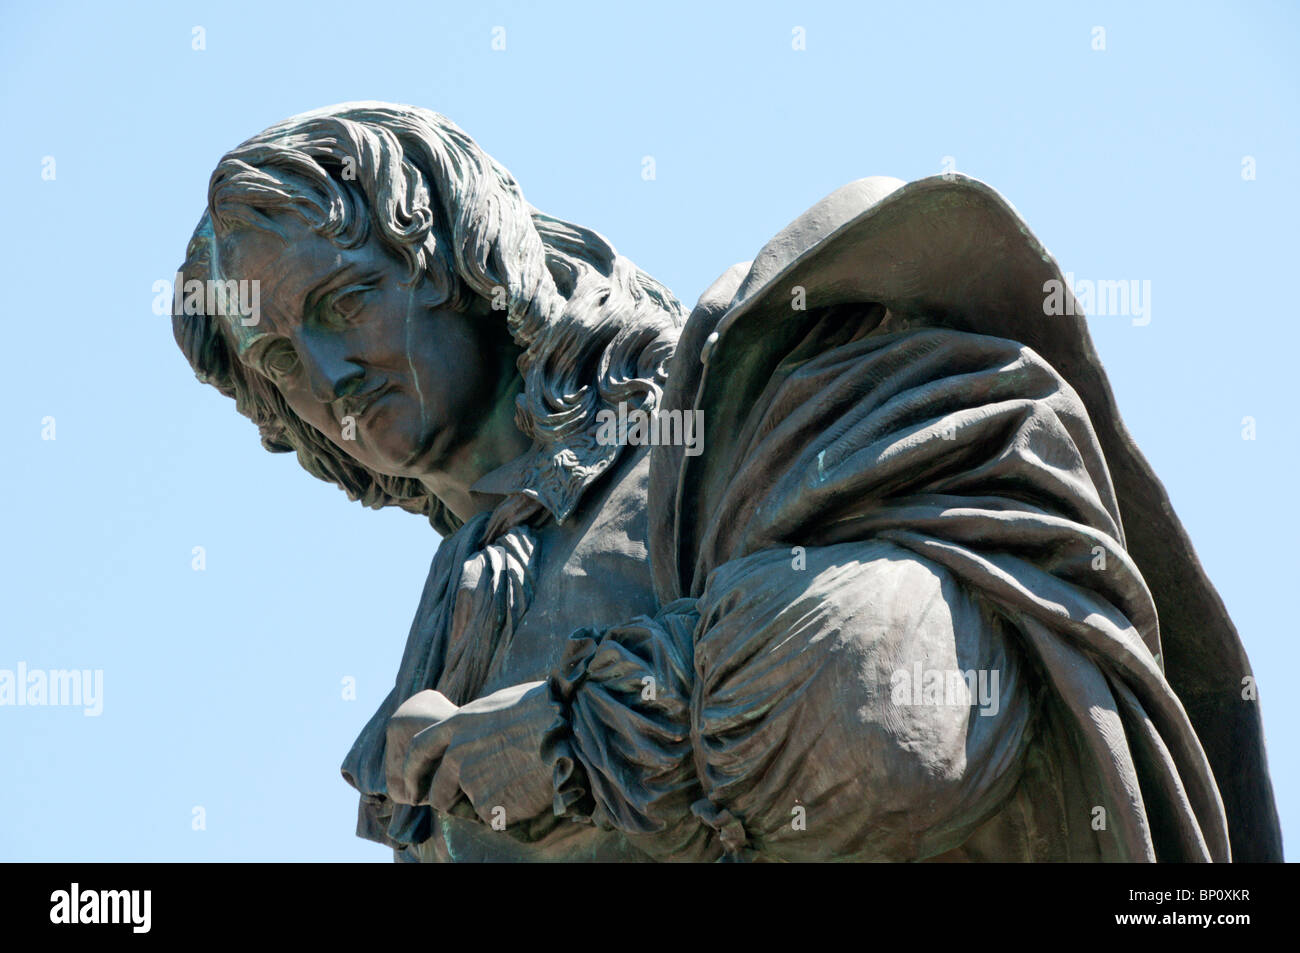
xmin=340 ymin=511 xmax=537 ymax=851
xmin=537 ymin=317 xmax=1229 ymax=861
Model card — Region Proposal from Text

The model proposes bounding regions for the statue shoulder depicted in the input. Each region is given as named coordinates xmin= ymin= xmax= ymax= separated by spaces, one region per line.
xmin=678 ymin=175 xmax=908 ymax=354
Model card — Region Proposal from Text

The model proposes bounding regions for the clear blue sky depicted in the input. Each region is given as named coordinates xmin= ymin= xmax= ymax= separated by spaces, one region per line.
xmin=1 ymin=0 xmax=1295 ymax=861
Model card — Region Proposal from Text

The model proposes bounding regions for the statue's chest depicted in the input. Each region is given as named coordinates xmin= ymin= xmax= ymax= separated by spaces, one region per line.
xmin=433 ymin=455 xmax=662 ymax=861
xmin=475 ymin=458 xmax=661 ymax=694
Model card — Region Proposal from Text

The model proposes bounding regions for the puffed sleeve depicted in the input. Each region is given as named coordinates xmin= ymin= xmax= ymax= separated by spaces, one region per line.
xmin=543 ymin=538 xmax=1035 ymax=861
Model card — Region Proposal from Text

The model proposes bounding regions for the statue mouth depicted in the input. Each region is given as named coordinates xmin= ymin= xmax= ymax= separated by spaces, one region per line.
xmin=336 ymin=383 xmax=390 ymax=419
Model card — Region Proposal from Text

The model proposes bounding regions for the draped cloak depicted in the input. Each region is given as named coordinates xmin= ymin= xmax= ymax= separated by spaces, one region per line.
xmin=342 ymin=174 xmax=1281 ymax=862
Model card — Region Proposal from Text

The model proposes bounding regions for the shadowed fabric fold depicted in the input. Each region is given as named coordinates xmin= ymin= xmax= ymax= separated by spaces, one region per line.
xmin=543 ymin=601 xmax=714 ymax=860
xmin=340 ymin=511 xmax=537 ymax=855
xmin=635 ymin=311 xmax=1230 ymax=861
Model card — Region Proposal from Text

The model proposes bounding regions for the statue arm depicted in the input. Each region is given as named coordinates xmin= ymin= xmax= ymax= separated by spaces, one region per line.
xmin=554 ymin=540 xmax=1035 ymax=860
xmin=388 ymin=538 xmax=1036 ymax=861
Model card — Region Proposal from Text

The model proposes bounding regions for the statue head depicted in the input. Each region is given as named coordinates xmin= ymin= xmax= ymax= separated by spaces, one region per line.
xmin=174 ymin=102 xmax=684 ymax=535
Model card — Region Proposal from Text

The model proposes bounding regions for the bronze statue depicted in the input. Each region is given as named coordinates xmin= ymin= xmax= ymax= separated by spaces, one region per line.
xmin=173 ymin=102 xmax=1281 ymax=862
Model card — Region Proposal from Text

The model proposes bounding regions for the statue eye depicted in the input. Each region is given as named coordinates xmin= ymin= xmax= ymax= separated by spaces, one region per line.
xmin=328 ymin=284 xmax=373 ymax=322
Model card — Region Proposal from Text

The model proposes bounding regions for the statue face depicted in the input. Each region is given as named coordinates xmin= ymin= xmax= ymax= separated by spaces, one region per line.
xmin=216 ymin=216 xmax=508 ymax=480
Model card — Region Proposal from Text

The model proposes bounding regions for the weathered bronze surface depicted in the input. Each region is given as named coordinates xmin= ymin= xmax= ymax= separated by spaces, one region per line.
xmin=173 ymin=102 xmax=1281 ymax=862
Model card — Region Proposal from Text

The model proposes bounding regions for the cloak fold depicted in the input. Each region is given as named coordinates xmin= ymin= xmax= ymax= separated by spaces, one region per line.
xmin=648 ymin=174 xmax=1281 ymax=861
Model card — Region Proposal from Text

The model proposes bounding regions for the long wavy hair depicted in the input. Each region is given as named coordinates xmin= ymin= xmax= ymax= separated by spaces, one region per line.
xmin=173 ymin=102 xmax=685 ymax=537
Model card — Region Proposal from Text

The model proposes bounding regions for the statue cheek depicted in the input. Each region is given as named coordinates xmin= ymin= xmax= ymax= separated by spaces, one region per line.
xmin=289 ymin=394 xmax=335 ymax=433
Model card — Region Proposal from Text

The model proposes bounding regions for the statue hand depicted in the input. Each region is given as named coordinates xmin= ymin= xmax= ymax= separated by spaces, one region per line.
xmin=384 ymin=689 xmax=461 ymax=806
xmin=385 ymin=682 xmax=558 ymax=831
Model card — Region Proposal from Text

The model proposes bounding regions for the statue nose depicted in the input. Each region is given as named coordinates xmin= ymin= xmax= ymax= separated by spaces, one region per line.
xmin=310 ymin=361 xmax=365 ymax=403
xmin=297 ymin=334 xmax=365 ymax=402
